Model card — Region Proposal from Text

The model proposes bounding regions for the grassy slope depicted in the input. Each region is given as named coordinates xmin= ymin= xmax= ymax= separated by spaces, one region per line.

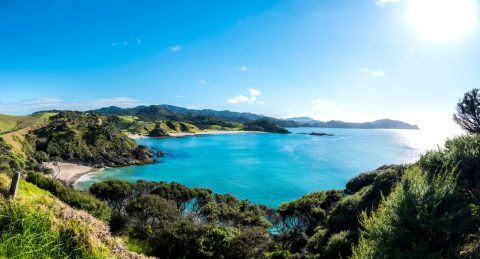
xmin=0 ymin=174 xmax=147 ymax=258
xmin=0 ymin=112 xmax=56 ymax=133
xmin=0 ymin=112 xmax=57 ymax=157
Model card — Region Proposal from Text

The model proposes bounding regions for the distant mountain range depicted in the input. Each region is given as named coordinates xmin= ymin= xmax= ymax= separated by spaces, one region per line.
xmin=91 ymin=105 xmax=419 ymax=130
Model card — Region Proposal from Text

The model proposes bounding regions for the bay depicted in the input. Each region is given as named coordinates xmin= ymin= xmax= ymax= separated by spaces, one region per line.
xmin=76 ymin=128 xmax=447 ymax=207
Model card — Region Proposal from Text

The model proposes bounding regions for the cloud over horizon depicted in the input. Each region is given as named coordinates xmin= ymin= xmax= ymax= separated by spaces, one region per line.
xmin=228 ymin=88 xmax=263 ymax=105
xmin=0 ymin=97 xmax=142 ymax=115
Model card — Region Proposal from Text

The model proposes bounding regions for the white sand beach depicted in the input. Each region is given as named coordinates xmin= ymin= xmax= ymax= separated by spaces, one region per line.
xmin=129 ymin=130 xmax=263 ymax=139
xmin=168 ymin=130 xmax=262 ymax=137
xmin=127 ymin=134 xmax=151 ymax=139
xmin=43 ymin=162 xmax=103 ymax=183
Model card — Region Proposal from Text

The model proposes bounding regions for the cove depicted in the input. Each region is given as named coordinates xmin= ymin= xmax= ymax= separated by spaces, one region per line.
xmin=76 ymin=128 xmax=437 ymax=208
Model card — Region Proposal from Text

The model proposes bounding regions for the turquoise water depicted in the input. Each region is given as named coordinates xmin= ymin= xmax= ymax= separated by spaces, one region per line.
xmin=76 ymin=128 xmax=438 ymax=207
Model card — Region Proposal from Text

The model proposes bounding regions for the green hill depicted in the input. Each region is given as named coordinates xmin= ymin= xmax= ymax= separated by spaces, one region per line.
xmin=26 ymin=111 xmax=155 ymax=167
xmin=0 ymin=112 xmax=56 ymax=134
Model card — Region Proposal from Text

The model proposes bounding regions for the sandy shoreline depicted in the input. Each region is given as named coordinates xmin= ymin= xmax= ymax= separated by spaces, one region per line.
xmin=43 ymin=162 xmax=103 ymax=184
xmin=129 ymin=130 xmax=263 ymax=139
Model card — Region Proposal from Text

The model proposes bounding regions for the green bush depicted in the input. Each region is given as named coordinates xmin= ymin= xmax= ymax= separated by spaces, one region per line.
xmin=278 ymin=190 xmax=343 ymax=235
xmin=265 ymin=250 xmax=292 ymax=259
xmin=352 ymin=167 xmax=473 ymax=259
xmin=26 ymin=172 xmax=111 ymax=222
xmin=323 ymin=230 xmax=357 ymax=258
xmin=419 ymin=135 xmax=480 ymax=195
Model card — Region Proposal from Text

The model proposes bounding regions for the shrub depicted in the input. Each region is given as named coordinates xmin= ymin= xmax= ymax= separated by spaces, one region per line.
xmin=265 ymin=250 xmax=292 ymax=259
xmin=352 ymin=167 xmax=473 ymax=259
xmin=26 ymin=172 xmax=111 ymax=222
xmin=419 ymin=134 xmax=480 ymax=198
xmin=90 ymin=180 xmax=133 ymax=212
xmin=323 ymin=230 xmax=357 ymax=258
xmin=278 ymin=190 xmax=343 ymax=235
xmin=126 ymin=195 xmax=179 ymax=239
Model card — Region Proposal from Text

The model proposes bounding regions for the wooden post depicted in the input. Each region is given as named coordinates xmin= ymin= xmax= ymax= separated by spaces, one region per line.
xmin=9 ymin=171 xmax=21 ymax=199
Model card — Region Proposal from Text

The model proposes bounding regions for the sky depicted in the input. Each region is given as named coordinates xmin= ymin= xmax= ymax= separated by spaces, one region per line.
xmin=0 ymin=0 xmax=479 ymax=130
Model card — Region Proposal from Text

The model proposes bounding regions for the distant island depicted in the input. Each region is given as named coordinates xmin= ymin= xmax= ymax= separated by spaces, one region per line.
xmin=283 ymin=117 xmax=419 ymax=130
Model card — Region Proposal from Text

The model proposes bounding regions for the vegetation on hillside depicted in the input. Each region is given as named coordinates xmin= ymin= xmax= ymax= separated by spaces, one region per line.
xmin=244 ymin=118 xmax=290 ymax=134
xmin=25 ymin=111 xmax=155 ymax=167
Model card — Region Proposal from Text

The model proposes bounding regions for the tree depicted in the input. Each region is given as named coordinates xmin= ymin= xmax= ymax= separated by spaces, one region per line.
xmin=90 ymin=180 xmax=133 ymax=212
xmin=126 ymin=195 xmax=179 ymax=239
xmin=454 ymin=88 xmax=480 ymax=133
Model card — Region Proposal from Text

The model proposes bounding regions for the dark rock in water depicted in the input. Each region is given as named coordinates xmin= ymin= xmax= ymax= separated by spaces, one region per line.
xmin=156 ymin=150 xmax=165 ymax=157
xmin=310 ymin=132 xmax=335 ymax=136
xmin=298 ymin=132 xmax=335 ymax=136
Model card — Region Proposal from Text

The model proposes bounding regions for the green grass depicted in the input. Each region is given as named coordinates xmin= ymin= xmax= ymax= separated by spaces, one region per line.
xmin=207 ymin=124 xmax=244 ymax=131
xmin=124 ymin=236 xmax=153 ymax=255
xmin=118 ymin=115 xmax=139 ymax=123
xmin=0 ymin=112 xmax=56 ymax=134
xmin=0 ymin=114 xmax=28 ymax=133
xmin=0 ymin=200 xmax=94 ymax=258
xmin=0 ymin=174 xmax=141 ymax=258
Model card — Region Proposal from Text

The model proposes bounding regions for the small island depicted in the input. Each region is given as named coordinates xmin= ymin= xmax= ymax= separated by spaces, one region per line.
xmin=308 ymin=132 xmax=335 ymax=137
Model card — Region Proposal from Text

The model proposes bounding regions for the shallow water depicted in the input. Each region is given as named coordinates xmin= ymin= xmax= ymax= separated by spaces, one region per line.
xmin=76 ymin=128 xmax=450 ymax=207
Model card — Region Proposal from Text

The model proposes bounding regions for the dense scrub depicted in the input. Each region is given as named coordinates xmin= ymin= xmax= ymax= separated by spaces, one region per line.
xmin=26 ymin=172 xmax=112 ymax=222
xmin=90 ymin=180 xmax=273 ymax=258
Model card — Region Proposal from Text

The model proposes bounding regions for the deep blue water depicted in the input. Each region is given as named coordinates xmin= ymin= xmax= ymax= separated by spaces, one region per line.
xmin=76 ymin=128 xmax=436 ymax=207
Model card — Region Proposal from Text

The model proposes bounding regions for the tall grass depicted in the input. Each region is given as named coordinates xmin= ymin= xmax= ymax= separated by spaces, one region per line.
xmin=0 ymin=200 xmax=93 ymax=258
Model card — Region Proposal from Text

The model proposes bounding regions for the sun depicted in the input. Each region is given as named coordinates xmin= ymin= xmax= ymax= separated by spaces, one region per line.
xmin=407 ymin=0 xmax=478 ymax=42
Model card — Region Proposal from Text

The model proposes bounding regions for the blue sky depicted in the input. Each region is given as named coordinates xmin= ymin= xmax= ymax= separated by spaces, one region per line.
xmin=0 ymin=0 xmax=479 ymax=129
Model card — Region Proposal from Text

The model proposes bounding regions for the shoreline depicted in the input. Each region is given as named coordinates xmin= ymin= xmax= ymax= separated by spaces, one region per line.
xmin=43 ymin=162 xmax=104 ymax=184
xmin=129 ymin=130 xmax=263 ymax=139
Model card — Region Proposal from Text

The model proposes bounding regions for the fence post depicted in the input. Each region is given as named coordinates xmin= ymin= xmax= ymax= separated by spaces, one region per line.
xmin=9 ymin=171 xmax=21 ymax=199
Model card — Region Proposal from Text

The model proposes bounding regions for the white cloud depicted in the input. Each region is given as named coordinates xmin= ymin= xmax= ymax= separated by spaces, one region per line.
xmin=228 ymin=95 xmax=255 ymax=104
xmin=376 ymin=0 xmax=400 ymax=7
xmin=169 ymin=45 xmax=183 ymax=52
xmin=249 ymin=88 xmax=261 ymax=96
xmin=199 ymin=80 xmax=207 ymax=85
xmin=238 ymin=66 xmax=248 ymax=71
xmin=361 ymin=67 xmax=386 ymax=77
xmin=0 ymin=97 xmax=141 ymax=114
xmin=228 ymin=89 xmax=263 ymax=105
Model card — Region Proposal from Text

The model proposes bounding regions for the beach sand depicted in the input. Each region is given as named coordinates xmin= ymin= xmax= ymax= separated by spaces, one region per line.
xmin=129 ymin=130 xmax=262 ymax=139
xmin=43 ymin=162 xmax=103 ymax=183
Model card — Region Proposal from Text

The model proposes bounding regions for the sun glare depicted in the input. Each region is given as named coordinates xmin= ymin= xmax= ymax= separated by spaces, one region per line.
xmin=407 ymin=0 xmax=478 ymax=42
